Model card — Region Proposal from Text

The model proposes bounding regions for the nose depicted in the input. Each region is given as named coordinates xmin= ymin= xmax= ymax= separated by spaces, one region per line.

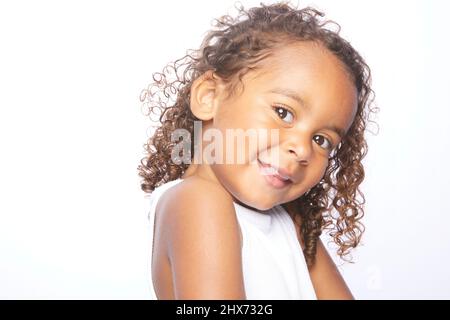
xmin=286 ymin=136 xmax=313 ymax=165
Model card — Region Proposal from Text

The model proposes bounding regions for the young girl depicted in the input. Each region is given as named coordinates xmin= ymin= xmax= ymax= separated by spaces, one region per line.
xmin=138 ymin=2 xmax=375 ymax=300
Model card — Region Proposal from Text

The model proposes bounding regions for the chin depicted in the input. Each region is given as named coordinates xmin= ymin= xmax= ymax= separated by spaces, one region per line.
xmin=244 ymin=197 xmax=278 ymax=212
xmin=255 ymin=204 xmax=275 ymax=211
xmin=230 ymin=191 xmax=273 ymax=211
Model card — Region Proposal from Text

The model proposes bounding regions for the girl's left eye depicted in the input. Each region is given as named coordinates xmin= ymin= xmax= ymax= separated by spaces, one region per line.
xmin=273 ymin=105 xmax=294 ymax=124
xmin=313 ymin=135 xmax=333 ymax=151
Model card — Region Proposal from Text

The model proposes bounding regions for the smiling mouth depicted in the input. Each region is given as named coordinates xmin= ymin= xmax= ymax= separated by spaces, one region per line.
xmin=257 ymin=159 xmax=293 ymax=189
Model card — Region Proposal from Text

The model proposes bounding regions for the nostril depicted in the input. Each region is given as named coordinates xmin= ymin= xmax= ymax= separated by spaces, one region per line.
xmin=288 ymin=148 xmax=310 ymax=164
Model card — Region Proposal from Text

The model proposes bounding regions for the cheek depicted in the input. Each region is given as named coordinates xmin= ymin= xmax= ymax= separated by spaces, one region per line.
xmin=215 ymin=99 xmax=271 ymax=131
xmin=306 ymin=158 xmax=330 ymax=187
xmin=214 ymin=100 xmax=246 ymax=126
xmin=317 ymin=160 xmax=329 ymax=181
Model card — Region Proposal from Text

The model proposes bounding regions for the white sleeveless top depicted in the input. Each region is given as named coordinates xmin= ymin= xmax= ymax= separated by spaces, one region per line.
xmin=147 ymin=178 xmax=317 ymax=300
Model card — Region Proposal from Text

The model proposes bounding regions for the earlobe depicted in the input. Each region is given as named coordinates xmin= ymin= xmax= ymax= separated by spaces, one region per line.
xmin=190 ymin=70 xmax=222 ymax=121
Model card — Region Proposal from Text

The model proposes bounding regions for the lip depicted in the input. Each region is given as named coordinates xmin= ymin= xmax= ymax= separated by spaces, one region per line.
xmin=257 ymin=159 xmax=293 ymax=189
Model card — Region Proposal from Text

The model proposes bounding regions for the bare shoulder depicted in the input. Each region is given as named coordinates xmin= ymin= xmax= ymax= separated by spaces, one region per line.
xmin=156 ymin=177 xmax=246 ymax=299
xmin=157 ymin=178 xmax=240 ymax=241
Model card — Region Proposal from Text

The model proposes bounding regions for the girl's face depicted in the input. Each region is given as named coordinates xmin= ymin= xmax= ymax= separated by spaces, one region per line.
xmin=200 ymin=41 xmax=357 ymax=210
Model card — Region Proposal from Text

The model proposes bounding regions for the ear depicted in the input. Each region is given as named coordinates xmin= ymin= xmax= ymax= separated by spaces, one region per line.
xmin=190 ymin=70 xmax=225 ymax=121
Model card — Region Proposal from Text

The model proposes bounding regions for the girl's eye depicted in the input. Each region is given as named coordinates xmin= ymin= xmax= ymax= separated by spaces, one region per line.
xmin=273 ymin=105 xmax=294 ymax=124
xmin=313 ymin=135 xmax=333 ymax=151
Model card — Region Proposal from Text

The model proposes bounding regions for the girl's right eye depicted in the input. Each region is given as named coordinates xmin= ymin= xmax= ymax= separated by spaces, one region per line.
xmin=273 ymin=105 xmax=294 ymax=124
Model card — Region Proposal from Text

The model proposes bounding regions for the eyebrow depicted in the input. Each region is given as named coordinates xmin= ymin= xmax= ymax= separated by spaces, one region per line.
xmin=323 ymin=125 xmax=346 ymax=139
xmin=267 ymin=87 xmax=347 ymax=139
xmin=267 ymin=88 xmax=309 ymax=110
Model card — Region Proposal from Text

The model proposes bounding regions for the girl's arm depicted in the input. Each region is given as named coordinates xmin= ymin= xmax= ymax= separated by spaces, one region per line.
xmin=286 ymin=203 xmax=354 ymax=300
xmin=161 ymin=178 xmax=246 ymax=300
xmin=308 ymin=238 xmax=354 ymax=300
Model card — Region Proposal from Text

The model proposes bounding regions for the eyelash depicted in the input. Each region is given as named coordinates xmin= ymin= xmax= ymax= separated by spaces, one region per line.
xmin=272 ymin=104 xmax=295 ymax=124
xmin=272 ymin=104 xmax=335 ymax=151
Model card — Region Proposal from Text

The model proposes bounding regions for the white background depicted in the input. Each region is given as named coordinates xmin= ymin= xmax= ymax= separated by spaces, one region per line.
xmin=0 ymin=0 xmax=449 ymax=299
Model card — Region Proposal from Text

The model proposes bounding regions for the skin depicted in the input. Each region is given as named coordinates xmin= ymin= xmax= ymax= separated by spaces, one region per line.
xmin=152 ymin=40 xmax=357 ymax=299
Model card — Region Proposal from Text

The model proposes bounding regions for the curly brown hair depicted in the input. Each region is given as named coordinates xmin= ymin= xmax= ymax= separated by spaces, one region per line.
xmin=138 ymin=1 xmax=377 ymax=268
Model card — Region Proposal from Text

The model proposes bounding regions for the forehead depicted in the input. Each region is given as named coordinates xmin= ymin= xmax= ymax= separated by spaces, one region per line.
xmin=242 ymin=41 xmax=358 ymax=129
